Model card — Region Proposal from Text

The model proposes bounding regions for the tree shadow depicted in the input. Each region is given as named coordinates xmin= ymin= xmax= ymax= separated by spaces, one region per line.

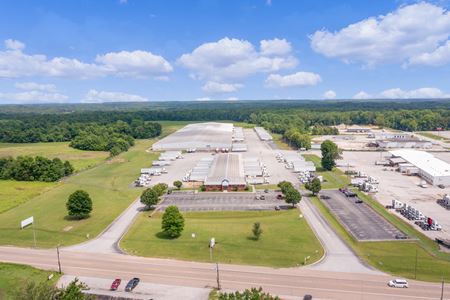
xmin=155 ymin=231 xmax=175 ymax=240
xmin=246 ymin=236 xmax=259 ymax=241
xmin=63 ymin=215 xmax=90 ymax=221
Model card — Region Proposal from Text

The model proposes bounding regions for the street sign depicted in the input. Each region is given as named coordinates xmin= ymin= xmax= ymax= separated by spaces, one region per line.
xmin=210 ymin=237 xmax=215 ymax=248
xmin=20 ymin=216 xmax=34 ymax=229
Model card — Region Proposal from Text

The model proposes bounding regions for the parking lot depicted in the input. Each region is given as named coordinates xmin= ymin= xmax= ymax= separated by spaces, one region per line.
xmin=320 ymin=190 xmax=404 ymax=241
xmin=339 ymin=151 xmax=450 ymax=240
xmin=160 ymin=191 xmax=285 ymax=211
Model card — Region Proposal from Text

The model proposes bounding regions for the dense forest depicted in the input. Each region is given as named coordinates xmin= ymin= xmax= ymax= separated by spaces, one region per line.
xmin=0 ymin=156 xmax=73 ymax=182
xmin=1 ymin=100 xmax=450 ymax=151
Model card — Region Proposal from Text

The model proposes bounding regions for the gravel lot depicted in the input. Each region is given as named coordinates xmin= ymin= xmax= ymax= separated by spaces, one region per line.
xmin=339 ymin=151 xmax=450 ymax=240
xmin=320 ymin=190 xmax=403 ymax=241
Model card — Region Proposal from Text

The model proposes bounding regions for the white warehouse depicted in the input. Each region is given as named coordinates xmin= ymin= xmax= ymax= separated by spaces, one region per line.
xmin=390 ymin=150 xmax=450 ymax=186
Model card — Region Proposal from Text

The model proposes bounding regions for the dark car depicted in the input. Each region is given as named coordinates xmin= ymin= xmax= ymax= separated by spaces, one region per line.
xmin=260 ymin=195 xmax=265 ymax=200
xmin=303 ymin=295 xmax=313 ymax=300
xmin=276 ymin=194 xmax=284 ymax=200
xmin=125 ymin=278 xmax=140 ymax=292
xmin=274 ymin=205 xmax=281 ymax=211
xmin=110 ymin=278 xmax=121 ymax=291
xmin=355 ymin=199 xmax=363 ymax=204
xmin=264 ymin=189 xmax=269 ymax=193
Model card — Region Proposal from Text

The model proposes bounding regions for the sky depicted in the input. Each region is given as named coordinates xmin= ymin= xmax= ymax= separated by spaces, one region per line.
xmin=1 ymin=0 xmax=450 ymax=103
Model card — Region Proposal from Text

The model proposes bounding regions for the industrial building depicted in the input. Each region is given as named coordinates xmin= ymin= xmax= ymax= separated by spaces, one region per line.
xmin=232 ymin=127 xmax=245 ymax=142
xmin=375 ymin=138 xmax=432 ymax=149
xmin=254 ymin=127 xmax=273 ymax=141
xmin=152 ymin=122 xmax=233 ymax=151
xmin=345 ymin=125 xmax=371 ymax=133
xmin=390 ymin=150 xmax=450 ymax=186
xmin=204 ymin=153 xmax=246 ymax=191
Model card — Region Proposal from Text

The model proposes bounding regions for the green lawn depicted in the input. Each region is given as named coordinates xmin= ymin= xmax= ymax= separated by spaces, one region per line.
xmin=0 ymin=180 xmax=59 ymax=214
xmin=303 ymin=154 xmax=350 ymax=189
xmin=0 ymin=139 xmax=159 ymax=248
xmin=416 ymin=131 xmax=450 ymax=141
xmin=311 ymin=194 xmax=450 ymax=282
xmin=0 ymin=142 xmax=109 ymax=171
xmin=121 ymin=210 xmax=324 ymax=268
xmin=272 ymin=133 xmax=291 ymax=150
xmin=0 ymin=262 xmax=60 ymax=299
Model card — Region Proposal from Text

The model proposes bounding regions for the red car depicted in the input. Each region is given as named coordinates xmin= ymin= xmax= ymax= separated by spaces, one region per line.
xmin=276 ymin=194 xmax=284 ymax=200
xmin=111 ymin=278 xmax=121 ymax=291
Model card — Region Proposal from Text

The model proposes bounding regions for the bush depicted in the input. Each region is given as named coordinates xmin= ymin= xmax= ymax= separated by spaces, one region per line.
xmin=218 ymin=287 xmax=280 ymax=300
xmin=161 ymin=206 xmax=184 ymax=238
xmin=252 ymin=222 xmax=262 ymax=240
xmin=173 ymin=180 xmax=182 ymax=189
xmin=66 ymin=190 xmax=93 ymax=219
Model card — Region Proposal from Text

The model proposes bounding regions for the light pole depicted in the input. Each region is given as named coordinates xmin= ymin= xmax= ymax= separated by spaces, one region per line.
xmin=56 ymin=245 xmax=62 ymax=274
xmin=440 ymin=276 xmax=445 ymax=300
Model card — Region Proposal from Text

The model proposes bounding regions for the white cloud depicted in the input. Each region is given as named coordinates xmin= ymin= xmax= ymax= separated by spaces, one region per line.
xmin=195 ymin=97 xmax=211 ymax=101
xmin=15 ymin=82 xmax=57 ymax=92
xmin=265 ymin=71 xmax=321 ymax=88
xmin=260 ymin=38 xmax=292 ymax=56
xmin=227 ymin=97 xmax=239 ymax=101
xmin=310 ymin=3 xmax=450 ymax=66
xmin=0 ymin=39 xmax=172 ymax=79
xmin=95 ymin=50 xmax=172 ymax=77
xmin=353 ymin=91 xmax=371 ymax=99
xmin=0 ymin=91 xmax=68 ymax=103
xmin=202 ymin=81 xmax=243 ymax=94
xmin=323 ymin=90 xmax=336 ymax=99
xmin=83 ymin=89 xmax=148 ymax=103
xmin=380 ymin=87 xmax=449 ymax=99
xmin=408 ymin=40 xmax=450 ymax=66
xmin=178 ymin=37 xmax=298 ymax=82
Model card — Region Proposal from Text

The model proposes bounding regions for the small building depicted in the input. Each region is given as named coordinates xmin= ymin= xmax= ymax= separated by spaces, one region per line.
xmin=346 ymin=125 xmax=371 ymax=133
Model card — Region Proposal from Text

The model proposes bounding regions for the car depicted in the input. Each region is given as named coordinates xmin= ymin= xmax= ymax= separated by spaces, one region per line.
xmin=125 ymin=278 xmax=140 ymax=292
xmin=388 ymin=279 xmax=408 ymax=288
xmin=110 ymin=278 xmax=121 ymax=291
xmin=438 ymin=184 xmax=445 ymax=189
xmin=355 ymin=199 xmax=363 ymax=204
xmin=274 ymin=205 xmax=281 ymax=211
xmin=260 ymin=195 xmax=265 ymax=200
xmin=276 ymin=194 xmax=283 ymax=200
xmin=264 ymin=189 xmax=269 ymax=193
xmin=395 ymin=234 xmax=408 ymax=240
xmin=255 ymin=195 xmax=260 ymax=200
xmin=303 ymin=295 xmax=313 ymax=300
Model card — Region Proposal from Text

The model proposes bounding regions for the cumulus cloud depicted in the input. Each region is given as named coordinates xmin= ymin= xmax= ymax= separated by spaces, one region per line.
xmin=265 ymin=71 xmax=321 ymax=88
xmin=408 ymin=40 xmax=450 ymax=66
xmin=353 ymin=91 xmax=372 ymax=99
xmin=380 ymin=87 xmax=449 ymax=99
xmin=15 ymin=82 xmax=57 ymax=92
xmin=195 ymin=97 xmax=211 ymax=101
xmin=178 ymin=37 xmax=298 ymax=83
xmin=310 ymin=3 xmax=450 ymax=66
xmin=83 ymin=89 xmax=148 ymax=103
xmin=323 ymin=90 xmax=336 ymax=99
xmin=0 ymin=91 xmax=68 ymax=103
xmin=202 ymin=81 xmax=243 ymax=94
xmin=0 ymin=39 xmax=172 ymax=79
xmin=227 ymin=96 xmax=239 ymax=101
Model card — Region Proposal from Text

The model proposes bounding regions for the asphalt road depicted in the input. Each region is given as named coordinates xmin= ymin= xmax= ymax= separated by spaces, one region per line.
xmin=1 ymin=246 xmax=448 ymax=300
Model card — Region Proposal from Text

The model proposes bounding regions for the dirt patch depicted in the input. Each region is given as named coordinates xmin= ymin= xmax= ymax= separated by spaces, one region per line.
xmin=106 ymin=158 xmax=126 ymax=164
xmin=63 ymin=226 xmax=73 ymax=232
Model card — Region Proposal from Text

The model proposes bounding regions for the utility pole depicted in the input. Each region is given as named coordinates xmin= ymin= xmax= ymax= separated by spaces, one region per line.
xmin=440 ymin=276 xmax=444 ymax=300
xmin=216 ymin=262 xmax=221 ymax=290
xmin=56 ymin=245 xmax=62 ymax=274
xmin=32 ymin=221 xmax=37 ymax=248
xmin=414 ymin=248 xmax=418 ymax=279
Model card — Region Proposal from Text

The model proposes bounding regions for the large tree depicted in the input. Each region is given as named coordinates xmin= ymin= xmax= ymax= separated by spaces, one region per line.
xmin=161 ymin=205 xmax=185 ymax=238
xmin=153 ymin=183 xmax=168 ymax=196
xmin=140 ymin=188 xmax=159 ymax=208
xmin=173 ymin=180 xmax=182 ymax=190
xmin=66 ymin=190 xmax=93 ymax=219
xmin=284 ymin=187 xmax=301 ymax=207
xmin=305 ymin=177 xmax=321 ymax=196
xmin=321 ymin=140 xmax=339 ymax=171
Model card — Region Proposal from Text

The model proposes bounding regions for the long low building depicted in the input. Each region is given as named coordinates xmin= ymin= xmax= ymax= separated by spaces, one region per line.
xmin=254 ymin=127 xmax=273 ymax=141
xmin=390 ymin=149 xmax=450 ymax=186
xmin=204 ymin=153 xmax=246 ymax=191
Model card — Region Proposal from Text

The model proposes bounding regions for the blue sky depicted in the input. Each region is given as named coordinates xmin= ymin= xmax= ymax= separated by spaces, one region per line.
xmin=1 ymin=0 xmax=450 ymax=103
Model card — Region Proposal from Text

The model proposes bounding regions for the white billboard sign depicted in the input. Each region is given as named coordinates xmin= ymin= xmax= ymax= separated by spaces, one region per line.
xmin=20 ymin=216 xmax=34 ymax=229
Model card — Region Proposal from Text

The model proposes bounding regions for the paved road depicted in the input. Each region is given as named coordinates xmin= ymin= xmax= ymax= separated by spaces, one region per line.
xmin=300 ymin=197 xmax=380 ymax=274
xmin=1 ymin=246 xmax=448 ymax=300
xmin=64 ymin=197 xmax=145 ymax=254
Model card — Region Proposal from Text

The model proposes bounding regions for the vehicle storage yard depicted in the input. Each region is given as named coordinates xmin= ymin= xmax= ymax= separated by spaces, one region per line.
xmin=320 ymin=190 xmax=404 ymax=241
xmin=338 ymin=151 xmax=450 ymax=240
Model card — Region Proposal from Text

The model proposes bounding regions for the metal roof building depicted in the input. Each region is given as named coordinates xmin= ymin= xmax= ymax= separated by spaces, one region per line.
xmin=254 ymin=127 xmax=273 ymax=141
xmin=204 ymin=153 xmax=246 ymax=187
xmin=390 ymin=150 xmax=450 ymax=186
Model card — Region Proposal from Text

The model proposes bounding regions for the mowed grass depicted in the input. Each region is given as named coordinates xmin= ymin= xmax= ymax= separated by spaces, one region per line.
xmin=311 ymin=195 xmax=450 ymax=282
xmin=0 ymin=139 xmax=159 ymax=248
xmin=0 ymin=142 xmax=109 ymax=171
xmin=271 ymin=133 xmax=291 ymax=150
xmin=416 ymin=131 xmax=450 ymax=141
xmin=121 ymin=210 xmax=324 ymax=268
xmin=0 ymin=262 xmax=60 ymax=299
xmin=0 ymin=180 xmax=59 ymax=213
xmin=303 ymin=154 xmax=350 ymax=189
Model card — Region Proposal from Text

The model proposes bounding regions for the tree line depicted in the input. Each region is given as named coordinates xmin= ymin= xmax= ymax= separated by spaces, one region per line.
xmin=0 ymin=156 xmax=73 ymax=182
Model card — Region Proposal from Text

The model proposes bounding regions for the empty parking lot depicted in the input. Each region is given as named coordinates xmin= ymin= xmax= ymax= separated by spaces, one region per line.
xmin=160 ymin=192 xmax=284 ymax=211
xmin=320 ymin=190 xmax=404 ymax=241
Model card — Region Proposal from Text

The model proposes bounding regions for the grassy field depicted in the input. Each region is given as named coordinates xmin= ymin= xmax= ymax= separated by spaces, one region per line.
xmin=0 ymin=263 xmax=60 ymax=299
xmin=121 ymin=210 xmax=324 ymax=268
xmin=416 ymin=131 xmax=450 ymax=141
xmin=0 ymin=142 xmax=109 ymax=171
xmin=271 ymin=133 xmax=291 ymax=150
xmin=303 ymin=154 xmax=350 ymax=189
xmin=0 ymin=180 xmax=59 ymax=214
xmin=311 ymin=194 xmax=450 ymax=282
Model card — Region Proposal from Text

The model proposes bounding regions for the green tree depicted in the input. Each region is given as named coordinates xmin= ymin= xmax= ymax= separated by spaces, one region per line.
xmin=218 ymin=287 xmax=280 ymax=300
xmin=140 ymin=188 xmax=159 ymax=208
xmin=277 ymin=181 xmax=293 ymax=194
xmin=153 ymin=183 xmax=168 ymax=196
xmin=321 ymin=140 xmax=339 ymax=171
xmin=284 ymin=187 xmax=301 ymax=207
xmin=161 ymin=205 xmax=185 ymax=238
xmin=305 ymin=177 xmax=321 ymax=195
xmin=59 ymin=278 xmax=92 ymax=300
xmin=252 ymin=222 xmax=263 ymax=240
xmin=13 ymin=278 xmax=93 ymax=300
xmin=173 ymin=180 xmax=182 ymax=190
xmin=66 ymin=190 xmax=93 ymax=219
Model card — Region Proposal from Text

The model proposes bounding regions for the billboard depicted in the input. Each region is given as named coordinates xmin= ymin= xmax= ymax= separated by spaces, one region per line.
xmin=20 ymin=216 xmax=34 ymax=229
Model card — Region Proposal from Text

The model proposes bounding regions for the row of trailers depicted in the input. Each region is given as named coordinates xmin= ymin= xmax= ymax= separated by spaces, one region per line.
xmin=276 ymin=151 xmax=316 ymax=183
xmin=136 ymin=151 xmax=182 ymax=187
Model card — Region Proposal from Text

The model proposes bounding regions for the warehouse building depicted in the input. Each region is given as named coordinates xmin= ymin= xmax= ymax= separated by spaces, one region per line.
xmin=152 ymin=122 xmax=233 ymax=151
xmin=254 ymin=127 xmax=273 ymax=141
xmin=390 ymin=150 xmax=450 ymax=186
xmin=204 ymin=153 xmax=246 ymax=191
xmin=376 ymin=138 xmax=432 ymax=149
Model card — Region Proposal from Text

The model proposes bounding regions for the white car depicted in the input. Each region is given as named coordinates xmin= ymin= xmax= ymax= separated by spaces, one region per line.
xmin=388 ymin=279 xmax=408 ymax=288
